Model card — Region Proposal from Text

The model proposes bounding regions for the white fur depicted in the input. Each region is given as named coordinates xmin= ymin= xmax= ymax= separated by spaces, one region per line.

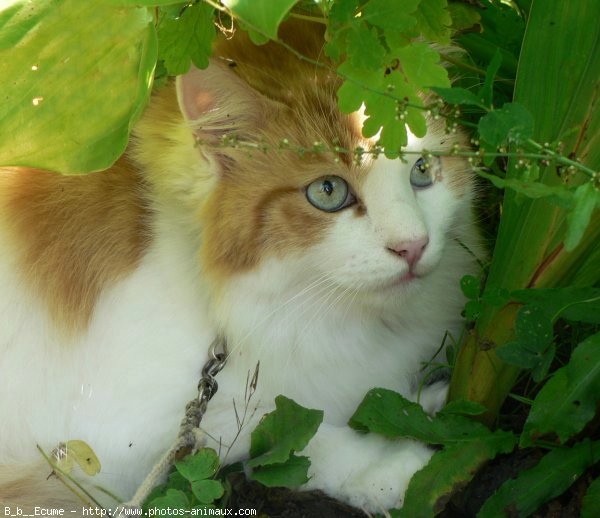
xmin=0 ymin=130 xmax=479 ymax=511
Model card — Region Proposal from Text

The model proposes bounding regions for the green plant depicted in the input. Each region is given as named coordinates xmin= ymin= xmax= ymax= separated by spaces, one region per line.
xmin=143 ymin=396 xmax=323 ymax=512
xmin=2 ymin=0 xmax=599 ymax=516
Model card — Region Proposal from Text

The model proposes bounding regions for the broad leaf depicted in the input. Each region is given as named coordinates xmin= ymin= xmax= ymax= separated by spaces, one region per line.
xmin=0 ymin=0 xmax=157 ymax=174
xmin=511 ymin=286 xmax=600 ymax=324
xmin=521 ymin=332 xmax=600 ymax=446
xmin=565 ymin=182 xmax=600 ymax=251
xmin=478 ymin=102 xmax=534 ymax=147
xmin=250 ymin=454 xmax=311 ymax=487
xmin=175 ymin=448 xmax=220 ymax=482
xmin=394 ymin=434 xmax=516 ymax=518
xmin=157 ymin=2 xmax=216 ymax=75
xmin=349 ymin=388 xmax=513 ymax=446
xmin=582 ymin=476 xmax=600 ymax=518
xmin=432 ymin=87 xmax=484 ymax=107
xmin=414 ymin=0 xmax=451 ymax=44
xmin=222 ymin=0 xmax=298 ymax=40
xmin=362 ymin=0 xmax=419 ymax=32
xmin=247 ymin=395 xmax=323 ymax=468
xmin=148 ymin=489 xmax=190 ymax=511
xmin=190 ymin=479 xmax=224 ymax=504
xmin=478 ymin=440 xmax=600 ymax=518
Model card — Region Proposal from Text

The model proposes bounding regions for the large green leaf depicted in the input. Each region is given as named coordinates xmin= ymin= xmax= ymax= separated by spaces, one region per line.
xmin=247 ymin=395 xmax=322 ymax=468
xmin=478 ymin=440 xmax=600 ymax=518
xmin=349 ymin=388 xmax=515 ymax=447
xmin=222 ymin=0 xmax=299 ymax=39
xmin=521 ymin=332 xmax=600 ymax=446
xmin=0 ymin=0 xmax=157 ymax=174
xmin=450 ymin=0 xmax=600 ymax=418
xmin=394 ymin=434 xmax=516 ymax=518
xmin=582 ymin=476 xmax=600 ymax=518
xmin=250 ymin=454 xmax=312 ymax=487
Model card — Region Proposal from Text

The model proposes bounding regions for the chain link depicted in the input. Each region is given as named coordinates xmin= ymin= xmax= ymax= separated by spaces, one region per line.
xmin=197 ymin=336 xmax=228 ymax=406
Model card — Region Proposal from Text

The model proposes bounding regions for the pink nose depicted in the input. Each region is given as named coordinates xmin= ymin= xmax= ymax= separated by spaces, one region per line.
xmin=387 ymin=237 xmax=429 ymax=268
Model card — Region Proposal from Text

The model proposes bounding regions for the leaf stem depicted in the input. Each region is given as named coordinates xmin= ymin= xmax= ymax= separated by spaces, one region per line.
xmin=526 ymin=139 xmax=596 ymax=177
xmin=36 ymin=445 xmax=106 ymax=509
xmin=439 ymin=52 xmax=513 ymax=84
xmin=288 ymin=13 xmax=328 ymax=25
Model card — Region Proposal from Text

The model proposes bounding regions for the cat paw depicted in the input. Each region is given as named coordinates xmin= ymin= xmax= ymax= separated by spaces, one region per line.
xmin=339 ymin=441 xmax=432 ymax=512
xmin=305 ymin=429 xmax=432 ymax=513
xmin=417 ymin=380 xmax=449 ymax=415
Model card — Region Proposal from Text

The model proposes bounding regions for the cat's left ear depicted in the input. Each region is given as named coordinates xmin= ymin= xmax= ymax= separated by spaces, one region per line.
xmin=176 ymin=61 xmax=268 ymax=142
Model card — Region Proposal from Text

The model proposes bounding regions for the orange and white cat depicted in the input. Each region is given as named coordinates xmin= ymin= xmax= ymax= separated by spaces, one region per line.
xmin=0 ymin=28 xmax=479 ymax=513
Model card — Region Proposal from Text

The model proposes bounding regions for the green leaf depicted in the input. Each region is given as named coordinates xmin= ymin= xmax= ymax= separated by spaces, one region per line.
xmin=565 ymin=182 xmax=600 ymax=251
xmin=396 ymin=434 xmax=516 ymax=518
xmin=447 ymin=2 xmax=481 ymax=32
xmin=247 ymin=395 xmax=323 ymax=468
xmin=414 ymin=0 xmax=452 ymax=44
xmin=476 ymin=170 xmax=573 ymax=203
xmin=432 ymin=87 xmax=484 ymax=107
xmin=157 ymin=2 xmax=216 ymax=76
xmin=511 ymin=287 xmax=600 ymax=324
xmin=521 ymin=332 xmax=600 ymax=446
xmin=514 ymin=305 xmax=553 ymax=352
xmin=105 ymin=0 xmax=185 ymax=5
xmin=362 ymin=0 xmax=419 ymax=32
xmin=478 ymin=440 xmax=600 ymax=518
xmin=531 ymin=343 xmax=555 ymax=382
xmin=460 ymin=275 xmax=480 ymax=300
xmin=190 ymin=479 xmax=224 ymax=504
xmin=0 ymin=0 xmax=157 ymax=174
xmin=346 ymin=25 xmax=386 ymax=70
xmin=328 ymin=0 xmax=359 ymax=28
xmin=496 ymin=340 xmax=539 ymax=369
xmin=395 ymin=42 xmax=450 ymax=89
xmin=348 ymin=388 xmax=512 ymax=446
xmin=438 ymin=399 xmax=487 ymax=416
xmin=496 ymin=305 xmax=554 ymax=373
xmin=222 ymin=0 xmax=298 ymax=40
xmin=175 ymin=448 xmax=220 ymax=482
xmin=478 ymin=48 xmax=502 ymax=108
xmin=582 ymin=476 xmax=600 ymax=518
xmin=477 ymin=102 xmax=534 ymax=147
xmin=480 ymin=287 xmax=511 ymax=307
xmin=142 ymin=471 xmax=189 ymax=513
xmin=147 ymin=489 xmax=190 ymax=511
xmin=250 ymin=454 xmax=311 ymax=487
xmin=464 ymin=300 xmax=483 ymax=321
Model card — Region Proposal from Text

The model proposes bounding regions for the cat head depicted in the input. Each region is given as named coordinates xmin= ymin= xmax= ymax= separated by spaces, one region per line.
xmin=135 ymin=28 xmax=476 ymax=310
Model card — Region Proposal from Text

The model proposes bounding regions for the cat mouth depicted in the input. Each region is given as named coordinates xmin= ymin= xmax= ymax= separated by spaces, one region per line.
xmin=394 ymin=271 xmax=419 ymax=285
xmin=378 ymin=271 xmax=421 ymax=290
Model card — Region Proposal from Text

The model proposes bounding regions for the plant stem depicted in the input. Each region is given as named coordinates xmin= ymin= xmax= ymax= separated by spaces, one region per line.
xmin=439 ymin=52 xmax=513 ymax=84
xmin=289 ymin=13 xmax=328 ymax=25
xmin=526 ymin=139 xmax=596 ymax=177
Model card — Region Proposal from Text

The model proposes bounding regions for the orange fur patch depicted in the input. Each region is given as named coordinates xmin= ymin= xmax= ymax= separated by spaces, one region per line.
xmin=0 ymin=157 xmax=151 ymax=336
xmin=0 ymin=463 xmax=84 ymax=511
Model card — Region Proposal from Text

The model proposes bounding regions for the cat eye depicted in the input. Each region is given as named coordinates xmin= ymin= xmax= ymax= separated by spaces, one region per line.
xmin=410 ymin=157 xmax=434 ymax=188
xmin=306 ymin=176 xmax=355 ymax=212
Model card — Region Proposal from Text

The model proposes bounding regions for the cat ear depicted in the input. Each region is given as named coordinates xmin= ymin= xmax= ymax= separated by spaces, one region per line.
xmin=176 ymin=61 xmax=264 ymax=142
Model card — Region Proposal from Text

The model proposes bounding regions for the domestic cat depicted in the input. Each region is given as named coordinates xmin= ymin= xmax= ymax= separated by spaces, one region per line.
xmin=0 ymin=26 xmax=480 ymax=513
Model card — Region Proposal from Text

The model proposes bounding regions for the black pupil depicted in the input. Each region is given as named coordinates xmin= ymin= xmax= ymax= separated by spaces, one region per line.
xmin=322 ymin=180 xmax=334 ymax=195
xmin=417 ymin=158 xmax=427 ymax=173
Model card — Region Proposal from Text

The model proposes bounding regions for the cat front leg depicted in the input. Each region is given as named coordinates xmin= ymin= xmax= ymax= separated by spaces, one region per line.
xmin=413 ymin=379 xmax=449 ymax=415
xmin=302 ymin=423 xmax=432 ymax=513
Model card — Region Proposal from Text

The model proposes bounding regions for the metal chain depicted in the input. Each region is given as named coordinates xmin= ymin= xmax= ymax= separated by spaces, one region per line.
xmin=174 ymin=335 xmax=228 ymax=460
xmin=117 ymin=335 xmax=228 ymax=513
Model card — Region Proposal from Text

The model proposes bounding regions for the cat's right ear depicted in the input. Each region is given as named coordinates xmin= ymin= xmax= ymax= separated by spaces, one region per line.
xmin=176 ymin=61 xmax=264 ymax=144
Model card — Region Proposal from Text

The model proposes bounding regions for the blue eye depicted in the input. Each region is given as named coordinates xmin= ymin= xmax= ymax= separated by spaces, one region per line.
xmin=410 ymin=157 xmax=434 ymax=188
xmin=306 ymin=176 xmax=355 ymax=212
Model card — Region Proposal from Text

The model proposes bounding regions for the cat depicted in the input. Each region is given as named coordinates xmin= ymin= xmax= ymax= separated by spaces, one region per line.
xmin=0 ymin=26 xmax=480 ymax=514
